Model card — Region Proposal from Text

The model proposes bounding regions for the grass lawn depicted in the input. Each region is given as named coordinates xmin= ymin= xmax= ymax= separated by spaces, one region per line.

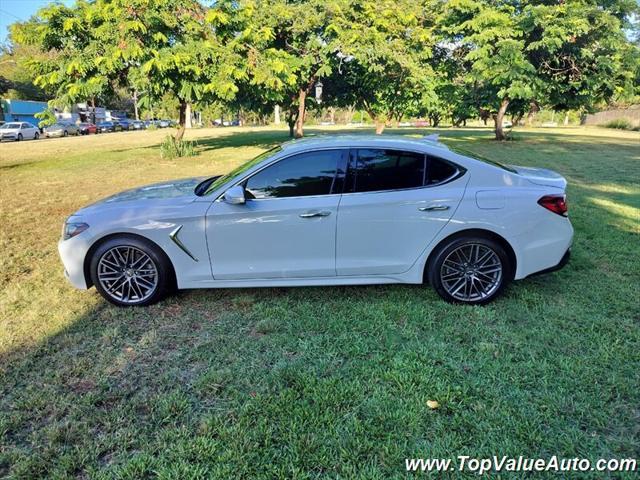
xmin=0 ymin=125 xmax=638 ymax=478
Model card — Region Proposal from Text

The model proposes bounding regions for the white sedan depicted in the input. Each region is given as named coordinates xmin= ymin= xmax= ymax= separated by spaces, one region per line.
xmin=0 ymin=122 xmax=40 ymax=141
xmin=58 ymin=135 xmax=573 ymax=306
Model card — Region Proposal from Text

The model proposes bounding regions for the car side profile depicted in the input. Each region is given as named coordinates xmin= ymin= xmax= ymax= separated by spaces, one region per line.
xmin=96 ymin=121 xmax=123 ymax=133
xmin=58 ymin=135 xmax=573 ymax=306
xmin=45 ymin=122 xmax=80 ymax=138
xmin=78 ymin=122 xmax=97 ymax=135
xmin=0 ymin=122 xmax=40 ymax=141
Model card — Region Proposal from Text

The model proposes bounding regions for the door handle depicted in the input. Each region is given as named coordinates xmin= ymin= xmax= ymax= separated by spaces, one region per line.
xmin=299 ymin=211 xmax=332 ymax=218
xmin=418 ymin=205 xmax=450 ymax=212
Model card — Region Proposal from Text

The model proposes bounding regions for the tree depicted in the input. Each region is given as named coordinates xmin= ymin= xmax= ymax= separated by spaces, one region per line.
xmin=214 ymin=0 xmax=348 ymax=138
xmin=12 ymin=0 xmax=244 ymax=141
xmin=443 ymin=0 xmax=639 ymax=140
xmin=336 ymin=0 xmax=439 ymax=134
xmin=0 ymin=44 xmax=52 ymax=101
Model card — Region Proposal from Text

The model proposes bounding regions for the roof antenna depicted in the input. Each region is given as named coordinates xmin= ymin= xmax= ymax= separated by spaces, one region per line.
xmin=423 ymin=134 xmax=439 ymax=142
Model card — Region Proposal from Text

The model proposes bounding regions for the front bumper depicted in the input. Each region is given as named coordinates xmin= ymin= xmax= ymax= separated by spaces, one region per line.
xmin=58 ymin=234 xmax=92 ymax=289
xmin=0 ymin=134 xmax=18 ymax=141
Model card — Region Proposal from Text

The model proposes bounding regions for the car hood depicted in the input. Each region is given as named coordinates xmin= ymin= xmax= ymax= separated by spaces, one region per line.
xmin=74 ymin=177 xmax=205 ymax=215
xmin=0 ymin=128 xmax=20 ymax=133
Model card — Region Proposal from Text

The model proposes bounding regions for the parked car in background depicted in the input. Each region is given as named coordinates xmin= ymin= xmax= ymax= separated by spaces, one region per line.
xmin=158 ymin=119 xmax=171 ymax=128
xmin=131 ymin=120 xmax=145 ymax=130
xmin=0 ymin=122 xmax=40 ymax=141
xmin=97 ymin=121 xmax=122 ymax=133
xmin=78 ymin=123 xmax=97 ymax=135
xmin=58 ymin=135 xmax=573 ymax=307
xmin=45 ymin=122 xmax=80 ymax=138
xmin=116 ymin=119 xmax=132 ymax=131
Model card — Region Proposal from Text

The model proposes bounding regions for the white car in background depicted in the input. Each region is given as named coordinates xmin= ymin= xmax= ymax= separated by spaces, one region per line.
xmin=0 ymin=122 xmax=40 ymax=141
xmin=58 ymin=135 xmax=573 ymax=306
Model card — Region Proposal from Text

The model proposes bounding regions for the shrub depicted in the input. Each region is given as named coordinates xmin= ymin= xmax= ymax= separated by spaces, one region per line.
xmin=602 ymin=118 xmax=633 ymax=130
xmin=160 ymin=135 xmax=196 ymax=159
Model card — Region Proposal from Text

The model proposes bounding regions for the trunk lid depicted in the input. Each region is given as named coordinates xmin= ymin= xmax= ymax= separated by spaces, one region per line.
xmin=509 ymin=165 xmax=567 ymax=190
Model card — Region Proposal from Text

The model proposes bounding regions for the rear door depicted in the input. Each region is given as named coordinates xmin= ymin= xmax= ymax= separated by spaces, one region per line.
xmin=336 ymin=148 xmax=467 ymax=276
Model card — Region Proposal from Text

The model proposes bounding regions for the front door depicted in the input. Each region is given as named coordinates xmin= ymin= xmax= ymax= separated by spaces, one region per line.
xmin=206 ymin=149 xmax=347 ymax=280
xmin=336 ymin=148 xmax=468 ymax=276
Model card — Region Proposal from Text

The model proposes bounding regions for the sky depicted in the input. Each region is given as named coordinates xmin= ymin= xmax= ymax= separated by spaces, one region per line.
xmin=0 ymin=0 xmax=74 ymax=44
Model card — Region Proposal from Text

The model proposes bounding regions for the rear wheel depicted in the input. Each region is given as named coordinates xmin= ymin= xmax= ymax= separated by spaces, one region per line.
xmin=90 ymin=236 xmax=174 ymax=307
xmin=428 ymin=236 xmax=511 ymax=305
xmin=34 ymin=132 xmax=39 ymax=140
xmin=63 ymin=130 xmax=68 ymax=137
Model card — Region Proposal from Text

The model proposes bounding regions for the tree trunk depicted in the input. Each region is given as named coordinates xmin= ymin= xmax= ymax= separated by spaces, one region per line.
xmin=274 ymin=105 xmax=281 ymax=125
xmin=294 ymin=88 xmax=306 ymax=138
xmin=525 ymin=101 xmax=539 ymax=126
xmin=563 ymin=112 xmax=569 ymax=126
xmin=133 ymin=90 xmax=139 ymax=120
xmin=513 ymin=113 xmax=523 ymax=126
xmin=494 ymin=97 xmax=510 ymax=141
xmin=286 ymin=107 xmax=298 ymax=137
xmin=175 ymin=100 xmax=187 ymax=141
xmin=185 ymin=103 xmax=192 ymax=129
xmin=370 ymin=111 xmax=385 ymax=134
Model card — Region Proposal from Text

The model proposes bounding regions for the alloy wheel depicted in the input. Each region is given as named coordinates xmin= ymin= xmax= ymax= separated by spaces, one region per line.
xmin=440 ymin=243 xmax=503 ymax=302
xmin=97 ymin=246 xmax=159 ymax=304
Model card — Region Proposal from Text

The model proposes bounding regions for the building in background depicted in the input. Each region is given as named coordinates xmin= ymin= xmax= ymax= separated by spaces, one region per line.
xmin=0 ymin=99 xmax=48 ymax=125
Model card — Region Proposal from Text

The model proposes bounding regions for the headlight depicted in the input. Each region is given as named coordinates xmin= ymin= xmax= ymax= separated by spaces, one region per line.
xmin=62 ymin=222 xmax=89 ymax=240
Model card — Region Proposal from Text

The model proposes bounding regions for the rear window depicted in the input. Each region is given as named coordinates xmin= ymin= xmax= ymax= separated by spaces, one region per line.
xmin=345 ymin=149 xmax=463 ymax=193
xmin=352 ymin=149 xmax=425 ymax=193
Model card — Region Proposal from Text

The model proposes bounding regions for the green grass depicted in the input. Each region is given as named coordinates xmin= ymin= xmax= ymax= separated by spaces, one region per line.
xmin=1 ymin=125 xmax=639 ymax=479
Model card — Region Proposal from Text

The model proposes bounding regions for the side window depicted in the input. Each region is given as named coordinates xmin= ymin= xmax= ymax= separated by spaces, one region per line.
xmin=350 ymin=149 xmax=425 ymax=193
xmin=426 ymin=156 xmax=459 ymax=185
xmin=21 ymin=123 xmax=28 ymax=129
xmin=244 ymin=150 xmax=342 ymax=199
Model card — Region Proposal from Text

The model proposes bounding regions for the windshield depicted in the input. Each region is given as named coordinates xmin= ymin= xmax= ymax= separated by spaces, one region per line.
xmin=2 ymin=123 xmax=21 ymax=129
xmin=199 ymin=146 xmax=283 ymax=196
xmin=450 ymin=146 xmax=517 ymax=173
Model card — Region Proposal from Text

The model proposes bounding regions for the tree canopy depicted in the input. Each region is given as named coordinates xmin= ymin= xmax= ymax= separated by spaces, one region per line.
xmin=7 ymin=0 xmax=639 ymax=140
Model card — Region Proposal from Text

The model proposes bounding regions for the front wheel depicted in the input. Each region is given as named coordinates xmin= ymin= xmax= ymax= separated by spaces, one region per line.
xmin=17 ymin=133 xmax=23 ymax=141
xmin=90 ymin=236 xmax=174 ymax=307
xmin=63 ymin=130 xmax=68 ymax=137
xmin=428 ymin=236 xmax=511 ymax=305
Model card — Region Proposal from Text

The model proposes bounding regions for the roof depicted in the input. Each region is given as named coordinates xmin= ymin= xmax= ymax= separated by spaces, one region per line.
xmin=281 ymin=134 xmax=449 ymax=154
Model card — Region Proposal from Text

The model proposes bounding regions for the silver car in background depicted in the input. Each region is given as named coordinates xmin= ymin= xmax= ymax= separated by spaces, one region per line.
xmin=0 ymin=122 xmax=40 ymax=141
xmin=45 ymin=122 xmax=80 ymax=138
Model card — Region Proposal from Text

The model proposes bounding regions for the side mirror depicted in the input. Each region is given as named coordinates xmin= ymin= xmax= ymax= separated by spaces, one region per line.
xmin=223 ymin=185 xmax=246 ymax=205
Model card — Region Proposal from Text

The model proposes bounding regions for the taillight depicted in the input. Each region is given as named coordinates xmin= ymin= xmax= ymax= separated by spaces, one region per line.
xmin=538 ymin=195 xmax=568 ymax=217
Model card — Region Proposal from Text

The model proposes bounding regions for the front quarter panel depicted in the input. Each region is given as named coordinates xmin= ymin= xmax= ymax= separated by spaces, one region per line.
xmin=60 ymin=198 xmax=213 ymax=290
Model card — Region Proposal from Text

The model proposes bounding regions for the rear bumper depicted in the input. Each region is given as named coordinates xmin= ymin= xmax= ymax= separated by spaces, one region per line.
xmin=526 ymin=249 xmax=571 ymax=278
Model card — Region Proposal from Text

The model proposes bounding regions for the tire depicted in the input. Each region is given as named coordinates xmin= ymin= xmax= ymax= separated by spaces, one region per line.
xmin=428 ymin=236 xmax=511 ymax=305
xmin=90 ymin=236 xmax=174 ymax=307
xmin=34 ymin=132 xmax=39 ymax=140
xmin=17 ymin=133 xmax=23 ymax=141
xmin=63 ymin=130 xmax=68 ymax=137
